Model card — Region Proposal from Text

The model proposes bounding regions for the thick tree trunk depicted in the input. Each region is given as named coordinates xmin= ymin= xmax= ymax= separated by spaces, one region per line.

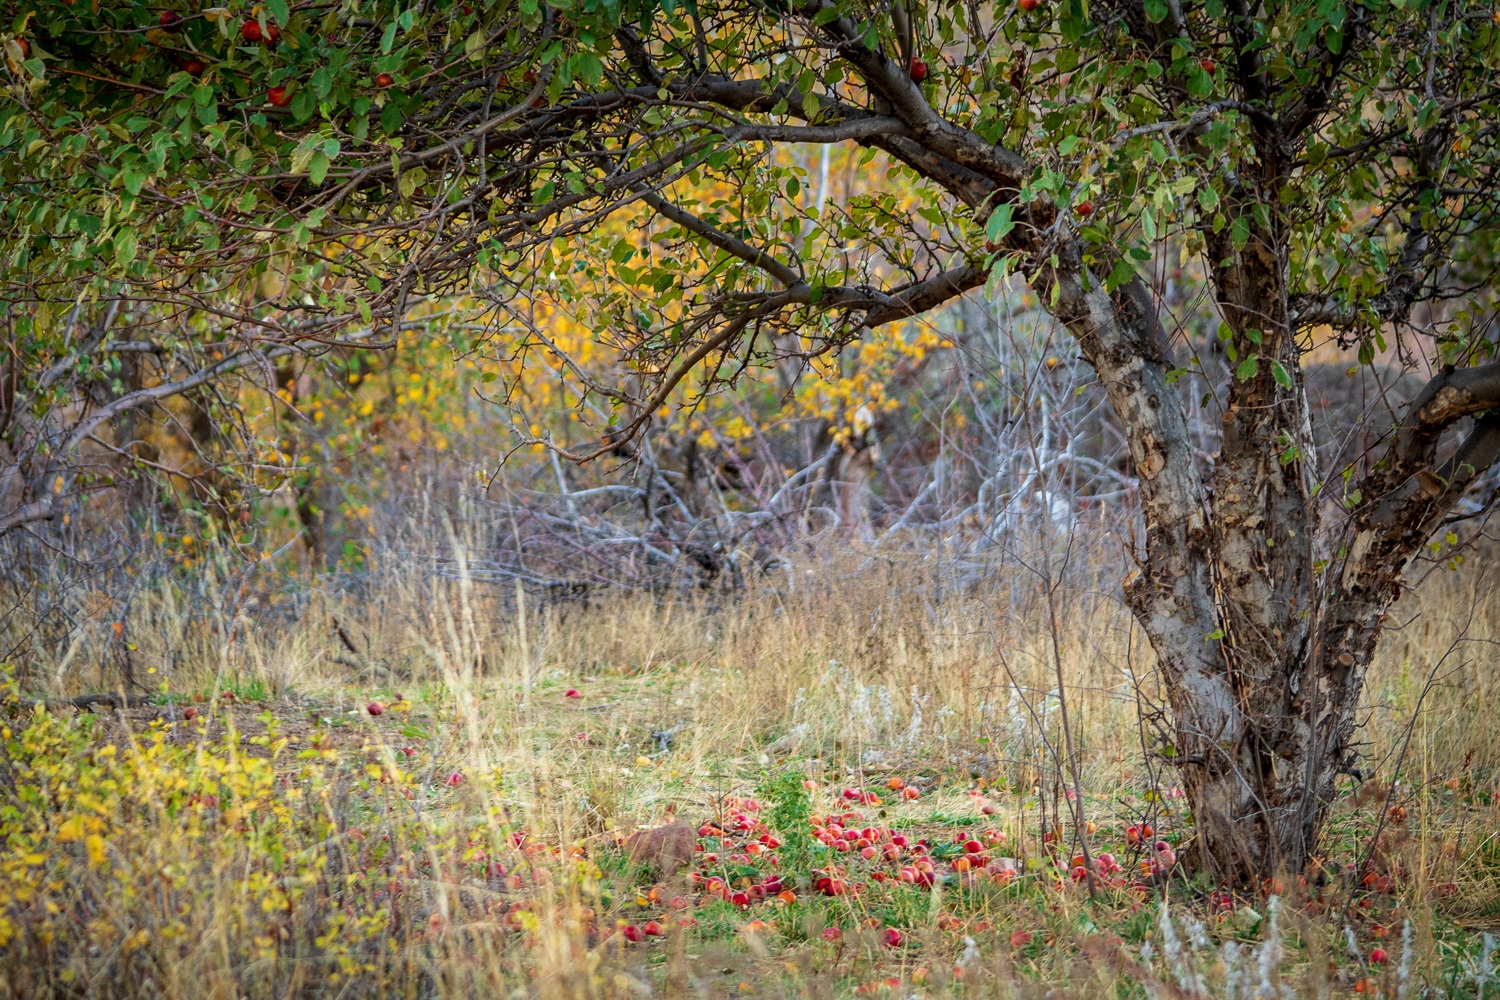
xmin=1181 ymin=197 xmax=1328 ymax=882
xmin=1028 ymin=226 xmax=1500 ymax=885
xmin=793 ymin=12 xmax=1500 ymax=886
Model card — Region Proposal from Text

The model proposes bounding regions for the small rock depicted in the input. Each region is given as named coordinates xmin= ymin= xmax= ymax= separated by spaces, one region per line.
xmin=623 ymin=823 xmax=697 ymax=875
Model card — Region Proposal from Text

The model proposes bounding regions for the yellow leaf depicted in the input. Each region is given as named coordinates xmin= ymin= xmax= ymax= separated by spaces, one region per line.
xmin=465 ymin=28 xmax=486 ymax=59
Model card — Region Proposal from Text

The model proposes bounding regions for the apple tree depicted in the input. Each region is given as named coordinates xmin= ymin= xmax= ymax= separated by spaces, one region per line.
xmin=5 ymin=0 xmax=1500 ymax=882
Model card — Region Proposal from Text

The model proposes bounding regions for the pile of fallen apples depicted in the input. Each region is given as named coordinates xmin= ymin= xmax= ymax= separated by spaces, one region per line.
xmin=810 ymin=817 xmax=1018 ymax=894
xmin=676 ymin=792 xmax=1025 ymax=907
xmin=593 ymin=788 xmax=1184 ymax=944
xmin=677 ymin=791 xmax=1180 ymax=908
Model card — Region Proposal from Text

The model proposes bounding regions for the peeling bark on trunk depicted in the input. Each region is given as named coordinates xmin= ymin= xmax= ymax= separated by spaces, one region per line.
xmin=1033 ymin=244 xmax=1244 ymax=789
xmin=1185 ymin=198 xmax=1327 ymax=881
xmin=1025 ymin=227 xmax=1500 ymax=885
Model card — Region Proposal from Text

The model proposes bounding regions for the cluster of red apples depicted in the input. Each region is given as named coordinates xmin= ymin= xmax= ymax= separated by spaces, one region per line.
xmin=153 ymin=8 xmax=396 ymax=105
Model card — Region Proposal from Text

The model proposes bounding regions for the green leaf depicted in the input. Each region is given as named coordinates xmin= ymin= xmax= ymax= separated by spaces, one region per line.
xmin=575 ymin=52 xmax=603 ymax=86
xmin=266 ymin=0 xmax=290 ymax=25
xmin=1270 ymin=359 xmax=1293 ymax=389
xmin=1187 ymin=64 xmax=1213 ymax=97
xmin=309 ymin=151 xmax=330 ymax=185
xmin=1105 ymin=258 xmax=1135 ymax=291
xmin=985 ymin=203 xmax=1014 ymax=242
xmin=311 ymin=66 xmax=334 ymax=100
xmin=291 ymin=89 xmax=316 ymax=122
xmin=1231 ymin=215 xmax=1250 ymax=251
xmin=113 ymin=230 xmax=138 ymax=267
xmin=1235 ymin=355 xmax=1259 ymax=380
xmin=381 ymin=101 xmax=404 ymax=133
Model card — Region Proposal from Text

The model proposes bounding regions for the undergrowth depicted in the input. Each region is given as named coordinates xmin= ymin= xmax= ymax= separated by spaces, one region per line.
xmin=2 ymin=546 xmax=1498 ymax=997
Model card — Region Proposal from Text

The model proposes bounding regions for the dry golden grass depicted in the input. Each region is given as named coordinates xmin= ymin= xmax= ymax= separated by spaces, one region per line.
xmin=2 ymin=540 xmax=1498 ymax=998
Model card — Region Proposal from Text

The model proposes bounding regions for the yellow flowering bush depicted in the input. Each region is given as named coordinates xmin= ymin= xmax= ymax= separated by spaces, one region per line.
xmin=0 ymin=672 xmax=617 ymax=996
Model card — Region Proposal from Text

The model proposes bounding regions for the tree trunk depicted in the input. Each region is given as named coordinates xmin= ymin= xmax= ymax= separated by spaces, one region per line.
xmin=1025 ymin=215 xmax=1500 ymax=884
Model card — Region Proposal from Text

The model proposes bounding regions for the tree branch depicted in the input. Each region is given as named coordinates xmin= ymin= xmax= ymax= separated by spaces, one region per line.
xmin=860 ymin=266 xmax=988 ymax=327
xmin=797 ymin=0 xmax=1029 ymax=190
xmin=722 ymin=116 xmax=913 ymax=144
xmin=0 ymin=323 xmax=402 ymax=538
xmin=640 ymin=191 xmax=803 ymax=287
xmin=1380 ymin=360 xmax=1500 ymax=486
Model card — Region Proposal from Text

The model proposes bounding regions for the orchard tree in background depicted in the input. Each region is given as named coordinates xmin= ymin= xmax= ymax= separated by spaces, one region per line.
xmin=5 ymin=0 xmax=1500 ymax=884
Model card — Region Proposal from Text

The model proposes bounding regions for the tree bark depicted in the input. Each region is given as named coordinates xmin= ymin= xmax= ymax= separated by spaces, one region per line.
xmin=1028 ymin=220 xmax=1500 ymax=883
